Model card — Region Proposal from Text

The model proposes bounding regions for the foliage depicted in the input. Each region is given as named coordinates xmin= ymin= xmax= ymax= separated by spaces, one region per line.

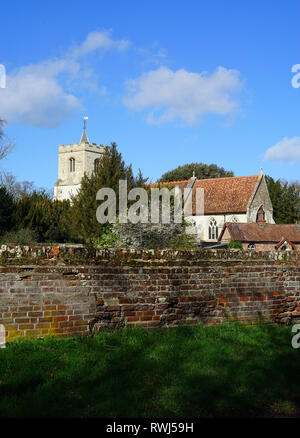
xmin=158 ymin=162 xmax=234 ymax=182
xmin=93 ymin=225 xmax=117 ymax=248
xmin=108 ymin=182 xmax=197 ymax=249
xmin=0 ymin=142 xmax=149 ymax=245
xmin=0 ymin=185 xmax=14 ymax=235
xmin=71 ymin=142 xmax=137 ymax=243
xmin=266 ymin=176 xmax=300 ymax=224
xmin=228 ymin=239 xmax=243 ymax=249
xmin=0 ymin=228 xmax=39 ymax=245
xmin=169 ymin=232 xmax=198 ymax=249
xmin=12 ymin=190 xmax=73 ymax=243
xmin=112 ymin=221 xmax=185 ymax=249
xmin=0 ymin=324 xmax=300 ymax=417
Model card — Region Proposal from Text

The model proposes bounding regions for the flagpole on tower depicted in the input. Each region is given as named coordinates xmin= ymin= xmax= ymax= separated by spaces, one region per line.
xmin=83 ymin=116 xmax=88 ymax=131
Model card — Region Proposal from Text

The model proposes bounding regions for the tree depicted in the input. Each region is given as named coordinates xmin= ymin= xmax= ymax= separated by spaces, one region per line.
xmin=110 ymin=221 xmax=197 ymax=249
xmin=158 ymin=162 xmax=234 ymax=182
xmin=0 ymin=120 xmax=14 ymax=161
xmin=106 ymin=182 xmax=198 ymax=250
xmin=134 ymin=168 xmax=149 ymax=186
xmin=0 ymin=171 xmax=35 ymax=198
xmin=12 ymin=189 xmax=73 ymax=243
xmin=71 ymin=142 xmax=139 ymax=243
xmin=0 ymin=185 xmax=14 ymax=235
xmin=13 ymin=190 xmax=51 ymax=233
xmin=266 ymin=175 xmax=300 ymax=224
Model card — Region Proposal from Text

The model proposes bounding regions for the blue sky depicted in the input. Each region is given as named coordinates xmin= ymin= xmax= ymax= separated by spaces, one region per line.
xmin=0 ymin=0 xmax=300 ymax=191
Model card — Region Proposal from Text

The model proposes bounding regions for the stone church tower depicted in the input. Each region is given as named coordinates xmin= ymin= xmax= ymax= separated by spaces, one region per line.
xmin=54 ymin=118 xmax=105 ymax=201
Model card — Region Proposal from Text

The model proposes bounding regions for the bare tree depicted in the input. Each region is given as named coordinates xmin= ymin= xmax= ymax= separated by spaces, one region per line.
xmin=0 ymin=171 xmax=35 ymax=198
xmin=0 ymin=119 xmax=14 ymax=161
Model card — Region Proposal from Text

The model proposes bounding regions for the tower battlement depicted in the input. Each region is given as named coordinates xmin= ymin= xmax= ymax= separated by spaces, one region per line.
xmin=58 ymin=142 xmax=105 ymax=153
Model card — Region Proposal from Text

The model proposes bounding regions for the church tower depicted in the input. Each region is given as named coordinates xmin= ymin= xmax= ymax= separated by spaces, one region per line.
xmin=54 ymin=117 xmax=105 ymax=201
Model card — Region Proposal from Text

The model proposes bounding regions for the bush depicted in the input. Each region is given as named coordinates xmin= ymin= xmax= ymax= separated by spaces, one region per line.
xmin=111 ymin=221 xmax=184 ymax=249
xmin=93 ymin=225 xmax=117 ymax=248
xmin=169 ymin=233 xmax=198 ymax=249
xmin=228 ymin=239 xmax=243 ymax=250
xmin=0 ymin=228 xmax=39 ymax=245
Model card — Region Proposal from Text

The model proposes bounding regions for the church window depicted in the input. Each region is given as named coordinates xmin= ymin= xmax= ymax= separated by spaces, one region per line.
xmin=256 ymin=206 xmax=265 ymax=224
xmin=208 ymin=219 xmax=218 ymax=240
xmin=69 ymin=158 xmax=75 ymax=172
xmin=94 ymin=158 xmax=100 ymax=172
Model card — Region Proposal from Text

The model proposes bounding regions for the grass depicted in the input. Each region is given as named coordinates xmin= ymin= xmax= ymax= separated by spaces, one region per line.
xmin=0 ymin=323 xmax=300 ymax=418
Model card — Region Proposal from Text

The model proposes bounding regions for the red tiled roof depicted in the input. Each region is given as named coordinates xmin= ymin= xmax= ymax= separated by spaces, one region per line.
xmin=148 ymin=175 xmax=260 ymax=215
xmin=192 ymin=175 xmax=260 ymax=215
xmin=148 ymin=180 xmax=189 ymax=186
xmin=275 ymin=238 xmax=295 ymax=249
xmin=218 ymin=222 xmax=300 ymax=243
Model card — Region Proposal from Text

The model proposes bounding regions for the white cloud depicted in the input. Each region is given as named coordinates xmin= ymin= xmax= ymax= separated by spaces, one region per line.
xmin=264 ymin=137 xmax=300 ymax=163
xmin=1 ymin=66 xmax=82 ymax=127
xmin=70 ymin=30 xmax=130 ymax=57
xmin=0 ymin=30 xmax=130 ymax=128
xmin=123 ymin=66 xmax=243 ymax=124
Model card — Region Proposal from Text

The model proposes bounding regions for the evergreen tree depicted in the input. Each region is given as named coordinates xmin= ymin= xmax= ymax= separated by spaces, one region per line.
xmin=12 ymin=190 xmax=72 ymax=243
xmin=134 ymin=168 xmax=149 ymax=186
xmin=0 ymin=186 xmax=14 ymax=235
xmin=44 ymin=200 xmax=73 ymax=243
xmin=13 ymin=190 xmax=50 ymax=233
xmin=158 ymin=162 xmax=233 ymax=182
xmin=266 ymin=175 xmax=300 ymax=224
xmin=71 ymin=142 xmax=137 ymax=243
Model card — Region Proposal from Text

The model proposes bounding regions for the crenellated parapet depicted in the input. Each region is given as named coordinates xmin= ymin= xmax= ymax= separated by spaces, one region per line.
xmin=58 ymin=142 xmax=106 ymax=153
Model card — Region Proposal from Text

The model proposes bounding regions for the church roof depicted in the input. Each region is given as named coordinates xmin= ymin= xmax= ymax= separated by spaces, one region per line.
xmin=218 ymin=222 xmax=300 ymax=243
xmin=192 ymin=175 xmax=260 ymax=214
xmin=148 ymin=175 xmax=260 ymax=215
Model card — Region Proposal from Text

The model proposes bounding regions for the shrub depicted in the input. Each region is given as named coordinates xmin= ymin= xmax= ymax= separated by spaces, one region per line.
xmin=93 ymin=225 xmax=117 ymax=248
xmin=169 ymin=233 xmax=198 ymax=249
xmin=0 ymin=228 xmax=39 ymax=245
xmin=228 ymin=239 xmax=243 ymax=250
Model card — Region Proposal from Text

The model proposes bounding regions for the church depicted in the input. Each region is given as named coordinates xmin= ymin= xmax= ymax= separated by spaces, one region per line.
xmin=149 ymin=172 xmax=275 ymax=245
xmin=54 ymin=120 xmax=275 ymax=244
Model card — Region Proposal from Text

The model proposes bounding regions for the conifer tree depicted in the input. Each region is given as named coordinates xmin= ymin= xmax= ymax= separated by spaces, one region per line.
xmin=71 ymin=142 xmax=135 ymax=243
xmin=266 ymin=175 xmax=300 ymax=224
xmin=0 ymin=186 xmax=14 ymax=235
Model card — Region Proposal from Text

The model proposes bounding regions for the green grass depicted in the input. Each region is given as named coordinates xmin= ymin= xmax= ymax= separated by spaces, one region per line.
xmin=0 ymin=323 xmax=300 ymax=418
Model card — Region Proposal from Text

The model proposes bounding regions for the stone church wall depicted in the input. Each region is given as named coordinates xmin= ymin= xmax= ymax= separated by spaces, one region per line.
xmin=247 ymin=176 xmax=274 ymax=224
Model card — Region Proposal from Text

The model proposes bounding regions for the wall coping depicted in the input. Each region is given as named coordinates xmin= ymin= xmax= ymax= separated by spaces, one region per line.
xmin=0 ymin=244 xmax=299 ymax=264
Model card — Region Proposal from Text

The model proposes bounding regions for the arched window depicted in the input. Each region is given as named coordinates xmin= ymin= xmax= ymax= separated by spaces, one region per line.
xmin=69 ymin=157 xmax=75 ymax=172
xmin=248 ymin=243 xmax=256 ymax=250
xmin=256 ymin=205 xmax=265 ymax=224
xmin=208 ymin=219 xmax=218 ymax=240
xmin=94 ymin=158 xmax=100 ymax=172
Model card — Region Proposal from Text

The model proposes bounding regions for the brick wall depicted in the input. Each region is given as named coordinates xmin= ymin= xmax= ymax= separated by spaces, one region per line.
xmin=0 ymin=245 xmax=300 ymax=342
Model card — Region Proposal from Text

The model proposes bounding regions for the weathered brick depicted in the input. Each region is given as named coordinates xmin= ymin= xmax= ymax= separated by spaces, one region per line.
xmin=1 ymin=246 xmax=300 ymax=341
